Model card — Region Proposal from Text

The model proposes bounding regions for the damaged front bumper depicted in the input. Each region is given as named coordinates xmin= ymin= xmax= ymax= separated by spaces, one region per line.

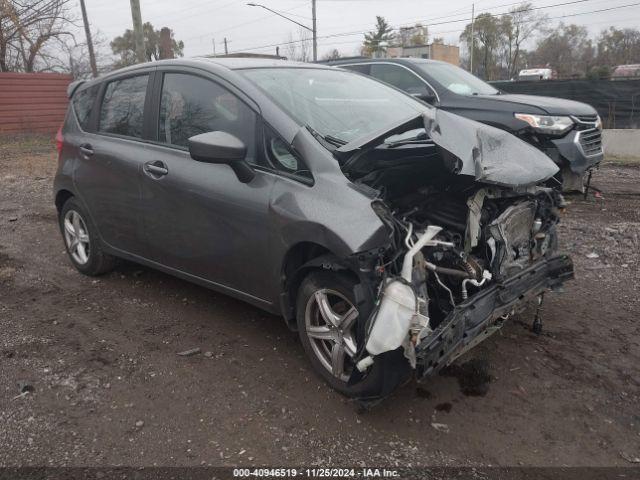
xmin=415 ymin=254 xmax=574 ymax=379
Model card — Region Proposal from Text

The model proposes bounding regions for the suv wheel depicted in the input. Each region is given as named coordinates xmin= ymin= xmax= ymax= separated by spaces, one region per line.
xmin=59 ymin=197 xmax=116 ymax=276
xmin=297 ymin=270 xmax=399 ymax=398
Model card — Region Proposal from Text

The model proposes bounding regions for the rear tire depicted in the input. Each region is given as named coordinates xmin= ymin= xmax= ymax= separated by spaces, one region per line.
xmin=59 ymin=197 xmax=117 ymax=276
xmin=296 ymin=270 xmax=409 ymax=398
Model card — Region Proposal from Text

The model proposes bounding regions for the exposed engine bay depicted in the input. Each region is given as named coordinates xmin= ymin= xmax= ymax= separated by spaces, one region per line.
xmin=335 ymin=113 xmax=574 ymax=389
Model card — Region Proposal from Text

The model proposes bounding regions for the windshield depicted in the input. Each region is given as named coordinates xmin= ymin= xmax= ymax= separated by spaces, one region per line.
xmin=415 ymin=62 xmax=499 ymax=96
xmin=239 ymin=67 xmax=426 ymax=144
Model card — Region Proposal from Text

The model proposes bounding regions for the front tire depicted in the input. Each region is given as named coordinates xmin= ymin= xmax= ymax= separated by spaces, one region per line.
xmin=59 ymin=197 xmax=116 ymax=276
xmin=296 ymin=270 xmax=409 ymax=398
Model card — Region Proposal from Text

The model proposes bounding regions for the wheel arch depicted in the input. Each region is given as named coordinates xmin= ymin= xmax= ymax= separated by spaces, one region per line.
xmin=279 ymin=241 xmax=358 ymax=329
xmin=55 ymin=189 xmax=75 ymax=213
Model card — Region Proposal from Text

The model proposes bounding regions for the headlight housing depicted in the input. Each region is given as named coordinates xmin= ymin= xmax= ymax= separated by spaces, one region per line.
xmin=595 ymin=114 xmax=603 ymax=131
xmin=514 ymin=113 xmax=573 ymax=135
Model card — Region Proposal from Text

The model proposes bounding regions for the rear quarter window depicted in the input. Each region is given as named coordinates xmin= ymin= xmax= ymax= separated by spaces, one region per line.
xmin=72 ymin=84 xmax=99 ymax=131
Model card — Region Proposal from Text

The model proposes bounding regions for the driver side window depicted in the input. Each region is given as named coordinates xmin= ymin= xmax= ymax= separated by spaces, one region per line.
xmin=158 ymin=73 xmax=256 ymax=163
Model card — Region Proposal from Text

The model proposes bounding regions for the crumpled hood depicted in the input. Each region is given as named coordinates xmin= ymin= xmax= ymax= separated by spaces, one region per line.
xmin=336 ymin=109 xmax=559 ymax=188
xmin=424 ymin=108 xmax=559 ymax=187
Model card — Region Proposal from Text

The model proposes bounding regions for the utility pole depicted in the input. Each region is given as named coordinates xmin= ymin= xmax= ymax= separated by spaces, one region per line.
xmin=129 ymin=0 xmax=146 ymax=63
xmin=311 ymin=0 xmax=317 ymax=62
xmin=79 ymin=0 xmax=98 ymax=77
xmin=224 ymin=37 xmax=228 ymax=55
xmin=470 ymin=3 xmax=475 ymax=74
xmin=247 ymin=3 xmax=316 ymax=62
xmin=212 ymin=38 xmax=216 ymax=56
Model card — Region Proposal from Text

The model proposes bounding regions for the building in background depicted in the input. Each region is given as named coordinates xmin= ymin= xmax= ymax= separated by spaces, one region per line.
xmin=386 ymin=43 xmax=459 ymax=65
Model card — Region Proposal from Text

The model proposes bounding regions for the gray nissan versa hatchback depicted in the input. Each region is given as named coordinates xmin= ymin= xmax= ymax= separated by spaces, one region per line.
xmin=55 ymin=58 xmax=573 ymax=401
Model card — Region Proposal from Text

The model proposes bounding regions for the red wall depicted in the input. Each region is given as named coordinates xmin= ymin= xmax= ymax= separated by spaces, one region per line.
xmin=0 ymin=72 xmax=73 ymax=134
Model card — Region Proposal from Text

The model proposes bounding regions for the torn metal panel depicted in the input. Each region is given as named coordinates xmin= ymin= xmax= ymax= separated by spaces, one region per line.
xmin=337 ymin=110 xmax=560 ymax=188
xmin=422 ymin=109 xmax=560 ymax=187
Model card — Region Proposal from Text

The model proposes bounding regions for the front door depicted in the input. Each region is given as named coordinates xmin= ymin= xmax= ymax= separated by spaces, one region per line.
xmin=140 ymin=71 xmax=276 ymax=302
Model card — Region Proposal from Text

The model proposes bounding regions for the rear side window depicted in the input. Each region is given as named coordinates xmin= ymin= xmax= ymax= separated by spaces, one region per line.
xmin=99 ymin=75 xmax=149 ymax=138
xmin=370 ymin=64 xmax=426 ymax=93
xmin=72 ymin=84 xmax=99 ymax=131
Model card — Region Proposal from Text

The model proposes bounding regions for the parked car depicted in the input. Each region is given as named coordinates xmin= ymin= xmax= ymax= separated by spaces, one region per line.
xmin=518 ymin=68 xmax=557 ymax=81
xmin=326 ymin=58 xmax=603 ymax=191
xmin=55 ymin=58 xmax=573 ymax=401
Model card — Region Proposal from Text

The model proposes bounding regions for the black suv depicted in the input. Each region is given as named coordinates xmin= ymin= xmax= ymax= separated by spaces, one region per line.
xmin=328 ymin=58 xmax=603 ymax=191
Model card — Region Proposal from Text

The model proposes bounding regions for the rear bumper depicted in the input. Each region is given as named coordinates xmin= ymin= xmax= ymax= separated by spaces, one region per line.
xmin=415 ymin=254 xmax=574 ymax=378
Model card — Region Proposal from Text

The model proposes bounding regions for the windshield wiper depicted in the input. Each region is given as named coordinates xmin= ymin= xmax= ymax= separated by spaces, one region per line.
xmin=306 ymin=125 xmax=347 ymax=148
xmin=384 ymin=129 xmax=433 ymax=148
xmin=385 ymin=138 xmax=435 ymax=148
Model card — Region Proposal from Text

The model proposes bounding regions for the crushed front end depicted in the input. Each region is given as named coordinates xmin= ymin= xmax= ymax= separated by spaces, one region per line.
xmin=338 ymin=111 xmax=575 ymax=397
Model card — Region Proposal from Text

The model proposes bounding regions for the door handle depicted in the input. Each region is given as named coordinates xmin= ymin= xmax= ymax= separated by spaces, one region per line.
xmin=79 ymin=144 xmax=93 ymax=158
xmin=144 ymin=161 xmax=168 ymax=177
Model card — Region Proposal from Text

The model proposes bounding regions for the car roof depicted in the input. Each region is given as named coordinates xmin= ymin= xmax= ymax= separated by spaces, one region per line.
xmin=74 ymin=57 xmax=337 ymax=93
xmin=193 ymin=56 xmax=334 ymax=70
xmin=326 ymin=57 xmax=449 ymax=68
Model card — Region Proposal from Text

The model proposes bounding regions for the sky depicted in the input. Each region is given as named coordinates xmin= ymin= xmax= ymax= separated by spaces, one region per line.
xmin=81 ymin=0 xmax=640 ymax=60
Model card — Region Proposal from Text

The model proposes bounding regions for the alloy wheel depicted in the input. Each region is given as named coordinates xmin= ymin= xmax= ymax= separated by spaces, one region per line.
xmin=304 ymin=288 xmax=359 ymax=382
xmin=63 ymin=210 xmax=90 ymax=265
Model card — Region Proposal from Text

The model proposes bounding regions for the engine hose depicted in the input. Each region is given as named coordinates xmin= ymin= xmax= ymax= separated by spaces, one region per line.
xmin=428 ymin=264 xmax=471 ymax=279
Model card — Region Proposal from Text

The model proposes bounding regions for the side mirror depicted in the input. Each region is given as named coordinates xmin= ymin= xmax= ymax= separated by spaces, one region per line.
xmin=188 ymin=131 xmax=255 ymax=183
xmin=409 ymin=89 xmax=437 ymax=105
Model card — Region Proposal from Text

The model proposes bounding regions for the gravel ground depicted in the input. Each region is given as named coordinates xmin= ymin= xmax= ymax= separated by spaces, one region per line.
xmin=1 ymin=135 xmax=639 ymax=467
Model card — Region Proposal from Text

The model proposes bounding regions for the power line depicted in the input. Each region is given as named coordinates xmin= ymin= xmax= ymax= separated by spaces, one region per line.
xmin=181 ymin=3 xmax=309 ymax=43
xmin=225 ymin=0 xmax=604 ymax=54
xmin=146 ymin=0 xmax=239 ymax=25
xmin=312 ymin=12 xmax=640 ymax=49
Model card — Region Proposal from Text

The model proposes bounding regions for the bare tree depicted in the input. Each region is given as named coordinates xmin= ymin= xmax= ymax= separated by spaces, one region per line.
xmin=321 ymin=48 xmax=342 ymax=61
xmin=528 ymin=23 xmax=594 ymax=78
xmin=398 ymin=24 xmax=428 ymax=47
xmin=284 ymin=27 xmax=312 ymax=62
xmin=45 ymin=29 xmax=109 ymax=78
xmin=0 ymin=0 xmax=76 ymax=72
xmin=499 ymin=2 xmax=548 ymax=78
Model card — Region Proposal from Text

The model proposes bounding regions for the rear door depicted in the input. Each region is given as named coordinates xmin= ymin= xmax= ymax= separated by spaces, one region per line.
xmin=73 ymin=69 xmax=155 ymax=256
xmin=139 ymin=69 xmax=277 ymax=302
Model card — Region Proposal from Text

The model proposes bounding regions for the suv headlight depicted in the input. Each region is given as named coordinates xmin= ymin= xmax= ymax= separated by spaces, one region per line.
xmin=595 ymin=114 xmax=603 ymax=131
xmin=514 ymin=113 xmax=573 ymax=134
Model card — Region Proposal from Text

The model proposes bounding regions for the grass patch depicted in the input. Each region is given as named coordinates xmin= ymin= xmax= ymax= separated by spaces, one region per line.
xmin=0 ymin=133 xmax=57 ymax=177
xmin=0 ymin=133 xmax=55 ymax=158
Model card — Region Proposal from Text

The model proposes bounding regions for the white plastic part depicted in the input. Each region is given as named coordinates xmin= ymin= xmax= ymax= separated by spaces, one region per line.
xmin=400 ymin=225 xmax=442 ymax=281
xmin=363 ymin=226 xmax=456 ymax=363
xmin=356 ymin=355 xmax=374 ymax=372
xmin=365 ymin=280 xmax=417 ymax=355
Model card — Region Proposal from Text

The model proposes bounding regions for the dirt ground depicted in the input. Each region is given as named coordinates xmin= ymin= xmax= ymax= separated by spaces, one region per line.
xmin=1 ymin=134 xmax=639 ymax=467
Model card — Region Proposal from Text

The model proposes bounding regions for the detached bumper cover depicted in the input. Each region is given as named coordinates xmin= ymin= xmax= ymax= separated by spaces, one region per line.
xmin=416 ymin=254 xmax=574 ymax=378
